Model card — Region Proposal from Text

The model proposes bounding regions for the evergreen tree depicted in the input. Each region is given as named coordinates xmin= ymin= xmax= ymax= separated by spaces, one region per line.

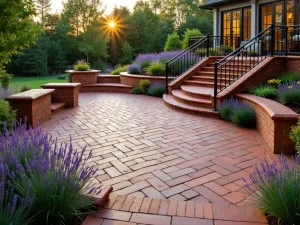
xmin=120 ymin=42 xmax=134 ymax=65
xmin=35 ymin=0 xmax=52 ymax=27
xmin=164 ymin=33 xmax=182 ymax=51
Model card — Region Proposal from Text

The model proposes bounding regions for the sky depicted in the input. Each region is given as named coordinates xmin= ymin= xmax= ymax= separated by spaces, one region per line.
xmin=51 ymin=0 xmax=137 ymax=14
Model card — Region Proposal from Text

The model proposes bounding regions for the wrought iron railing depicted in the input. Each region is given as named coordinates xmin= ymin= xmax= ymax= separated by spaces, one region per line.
xmin=274 ymin=24 xmax=300 ymax=55
xmin=213 ymin=25 xmax=274 ymax=111
xmin=165 ymin=35 xmax=240 ymax=93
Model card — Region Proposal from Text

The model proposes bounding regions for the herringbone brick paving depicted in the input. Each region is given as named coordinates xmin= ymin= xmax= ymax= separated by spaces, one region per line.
xmin=41 ymin=93 xmax=276 ymax=205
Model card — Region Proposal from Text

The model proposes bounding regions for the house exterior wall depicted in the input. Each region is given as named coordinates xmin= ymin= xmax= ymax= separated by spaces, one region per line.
xmin=213 ymin=0 xmax=280 ymax=38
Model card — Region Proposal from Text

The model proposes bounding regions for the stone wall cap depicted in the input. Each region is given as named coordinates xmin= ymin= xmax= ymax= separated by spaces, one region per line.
xmin=120 ymin=72 xmax=175 ymax=80
xmin=66 ymin=70 xmax=100 ymax=73
xmin=42 ymin=83 xmax=82 ymax=88
xmin=237 ymin=94 xmax=299 ymax=121
xmin=5 ymin=89 xmax=55 ymax=101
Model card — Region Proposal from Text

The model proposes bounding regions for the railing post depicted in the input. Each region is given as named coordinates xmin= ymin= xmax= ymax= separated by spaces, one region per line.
xmin=271 ymin=24 xmax=275 ymax=56
xmin=165 ymin=63 xmax=169 ymax=94
xmin=285 ymin=25 xmax=288 ymax=56
xmin=213 ymin=62 xmax=218 ymax=112
xmin=206 ymin=34 xmax=210 ymax=57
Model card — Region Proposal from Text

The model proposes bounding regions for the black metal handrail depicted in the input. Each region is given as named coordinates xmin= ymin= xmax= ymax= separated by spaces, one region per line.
xmin=165 ymin=35 xmax=241 ymax=93
xmin=213 ymin=24 xmax=274 ymax=111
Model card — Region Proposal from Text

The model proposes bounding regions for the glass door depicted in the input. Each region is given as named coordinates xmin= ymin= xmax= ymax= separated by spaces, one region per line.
xmin=222 ymin=9 xmax=241 ymax=50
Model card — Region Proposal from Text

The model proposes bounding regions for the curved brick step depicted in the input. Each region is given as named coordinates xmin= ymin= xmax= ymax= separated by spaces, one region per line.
xmin=51 ymin=102 xmax=66 ymax=115
xmin=82 ymin=83 xmax=132 ymax=93
xmin=184 ymin=80 xmax=226 ymax=88
xmin=181 ymin=85 xmax=214 ymax=98
xmin=190 ymin=75 xmax=235 ymax=83
xmin=83 ymin=194 xmax=267 ymax=225
xmin=172 ymin=89 xmax=212 ymax=107
xmin=163 ymin=94 xmax=218 ymax=117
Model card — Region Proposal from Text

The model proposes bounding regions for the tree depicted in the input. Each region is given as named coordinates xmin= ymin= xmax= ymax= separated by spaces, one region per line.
xmin=0 ymin=0 xmax=40 ymax=69
xmin=182 ymin=28 xmax=202 ymax=49
xmin=62 ymin=0 xmax=105 ymax=36
xmin=164 ymin=33 xmax=182 ymax=51
xmin=35 ymin=0 xmax=52 ymax=26
xmin=177 ymin=14 xmax=213 ymax=36
xmin=120 ymin=42 xmax=134 ymax=65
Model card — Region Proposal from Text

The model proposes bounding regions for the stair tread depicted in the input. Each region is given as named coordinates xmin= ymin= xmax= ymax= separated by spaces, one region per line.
xmin=163 ymin=94 xmax=218 ymax=115
xmin=51 ymin=102 xmax=66 ymax=112
xmin=172 ymin=90 xmax=211 ymax=104
xmin=181 ymin=85 xmax=214 ymax=96
xmin=184 ymin=80 xmax=225 ymax=85
xmin=84 ymin=83 xmax=132 ymax=88
xmin=191 ymin=75 xmax=236 ymax=80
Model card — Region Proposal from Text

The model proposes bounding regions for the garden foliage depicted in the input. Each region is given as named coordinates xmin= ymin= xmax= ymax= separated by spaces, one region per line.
xmin=110 ymin=65 xmax=128 ymax=75
xmin=0 ymin=100 xmax=17 ymax=133
xmin=146 ymin=61 xmax=165 ymax=76
xmin=182 ymin=28 xmax=202 ymax=49
xmin=139 ymin=79 xmax=152 ymax=94
xmin=290 ymin=119 xmax=300 ymax=155
xmin=127 ymin=64 xmax=141 ymax=74
xmin=278 ymin=81 xmax=300 ymax=105
xmin=0 ymin=122 xmax=100 ymax=224
xmin=74 ymin=60 xmax=90 ymax=71
xmin=249 ymin=84 xmax=277 ymax=98
xmin=147 ymin=83 xmax=165 ymax=97
xmin=244 ymin=155 xmax=300 ymax=225
xmin=164 ymin=33 xmax=182 ymax=51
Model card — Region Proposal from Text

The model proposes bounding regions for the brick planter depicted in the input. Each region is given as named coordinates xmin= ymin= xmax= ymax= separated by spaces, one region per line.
xmin=120 ymin=72 xmax=173 ymax=88
xmin=41 ymin=83 xmax=81 ymax=108
xmin=6 ymin=89 xmax=55 ymax=127
xmin=237 ymin=94 xmax=298 ymax=154
xmin=67 ymin=70 xmax=100 ymax=86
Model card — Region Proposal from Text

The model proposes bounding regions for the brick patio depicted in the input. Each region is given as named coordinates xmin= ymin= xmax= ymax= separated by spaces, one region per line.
xmin=41 ymin=93 xmax=277 ymax=224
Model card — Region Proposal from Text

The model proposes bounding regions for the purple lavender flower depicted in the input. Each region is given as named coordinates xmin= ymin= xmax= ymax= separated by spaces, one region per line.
xmin=128 ymin=64 xmax=141 ymax=74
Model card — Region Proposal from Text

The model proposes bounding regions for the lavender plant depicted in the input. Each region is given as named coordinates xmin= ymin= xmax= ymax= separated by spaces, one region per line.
xmin=0 ymin=86 xmax=18 ymax=99
xmin=231 ymin=102 xmax=256 ymax=128
xmin=218 ymin=98 xmax=237 ymax=121
xmin=147 ymin=83 xmax=165 ymax=97
xmin=244 ymin=155 xmax=300 ymax=225
xmin=127 ymin=64 xmax=141 ymax=74
xmin=278 ymin=81 xmax=300 ymax=105
xmin=0 ymin=160 xmax=34 ymax=225
xmin=0 ymin=123 xmax=100 ymax=225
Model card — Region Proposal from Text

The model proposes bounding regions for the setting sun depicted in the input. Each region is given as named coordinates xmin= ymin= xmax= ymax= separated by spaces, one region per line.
xmin=108 ymin=21 xmax=116 ymax=29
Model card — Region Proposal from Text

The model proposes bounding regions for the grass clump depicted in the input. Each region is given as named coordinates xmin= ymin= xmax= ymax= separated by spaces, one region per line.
xmin=280 ymin=72 xmax=300 ymax=83
xmin=110 ymin=65 xmax=128 ymax=75
xmin=146 ymin=61 xmax=165 ymax=76
xmin=249 ymin=84 xmax=277 ymax=98
xmin=132 ymin=87 xmax=144 ymax=95
xmin=139 ymin=79 xmax=152 ymax=94
xmin=74 ymin=60 xmax=90 ymax=71
xmin=278 ymin=81 xmax=300 ymax=105
xmin=20 ymin=84 xmax=31 ymax=92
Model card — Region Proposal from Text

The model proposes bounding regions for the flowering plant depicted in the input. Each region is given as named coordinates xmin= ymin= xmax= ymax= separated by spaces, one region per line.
xmin=244 ymin=155 xmax=300 ymax=225
xmin=278 ymin=81 xmax=300 ymax=105
xmin=0 ymin=122 xmax=100 ymax=224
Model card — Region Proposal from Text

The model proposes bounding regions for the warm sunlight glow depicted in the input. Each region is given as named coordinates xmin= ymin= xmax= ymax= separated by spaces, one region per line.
xmin=108 ymin=21 xmax=116 ymax=29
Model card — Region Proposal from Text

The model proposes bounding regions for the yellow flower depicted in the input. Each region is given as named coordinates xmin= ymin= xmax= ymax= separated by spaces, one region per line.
xmin=288 ymin=86 xmax=293 ymax=89
xmin=297 ymin=81 xmax=300 ymax=85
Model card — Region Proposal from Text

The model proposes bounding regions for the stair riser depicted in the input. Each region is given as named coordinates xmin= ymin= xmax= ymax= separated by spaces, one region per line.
xmin=201 ymin=67 xmax=249 ymax=73
xmin=207 ymin=63 xmax=252 ymax=69
xmin=197 ymin=72 xmax=243 ymax=78
xmin=164 ymin=101 xmax=218 ymax=118
xmin=181 ymin=89 xmax=212 ymax=100
xmin=81 ymin=86 xmax=132 ymax=93
xmin=173 ymin=94 xmax=212 ymax=108
xmin=184 ymin=81 xmax=226 ymax=88
xmin=190 ymin=77 xmax=235 ymax=83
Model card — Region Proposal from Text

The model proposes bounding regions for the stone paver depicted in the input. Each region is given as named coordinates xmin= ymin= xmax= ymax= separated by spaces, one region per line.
xmin=41 ymin=93 xmax=275 ymax=205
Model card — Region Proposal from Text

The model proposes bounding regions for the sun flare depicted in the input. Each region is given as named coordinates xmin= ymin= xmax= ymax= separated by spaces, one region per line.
xmin=108 ymin=21 xmax=116 ymax=29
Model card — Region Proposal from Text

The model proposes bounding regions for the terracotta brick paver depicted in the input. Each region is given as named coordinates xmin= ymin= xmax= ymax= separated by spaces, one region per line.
xmin=40 ymin=93 xmax=277 ymax=224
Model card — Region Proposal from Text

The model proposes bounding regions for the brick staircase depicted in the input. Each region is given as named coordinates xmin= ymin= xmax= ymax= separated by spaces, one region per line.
xmin=82 ymin=75 xmax=132 ymax=93
xmin=50 ymin=102 xmax=66 ymax=115
xmin=163 ymin=57 xmax=253 ymax=117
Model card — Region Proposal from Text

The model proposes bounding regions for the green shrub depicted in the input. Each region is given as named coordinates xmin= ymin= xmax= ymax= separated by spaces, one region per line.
xmin=110 ymin=65 xmax=128 ymax=75
xmin=278 ymin=81 xmax=300 ymax=105
xmin=219 ymin=105 xmax=234 ymax=122
xmin=146 ymin=61 xmax=165 ymax=76
xmin=0 ymin=69 xmax=13 ymax=88
xmin=148 ymin=84 xmax=165 ymax=97
xmin=164 ymin=33 xmax=182 ymax=51
xmin=121 ymin=41 xmax=134 ymax=65
xmin=139 ymin=79 xmax=152 ymax=94
xmin=132 ymin=87 xmax=144 ymax=95
xmin=218 ymin=45 xmax=233 ymax=54
xmin=290 ymin=119 xmax=300 ymax=155
xmin=231 ymin=104 xmax=256 ymax=128
xmin=245 ymin=155 xmax=300 ymax=225
xmin=20 ymin=85 xmax=31 ymax=93
xmin=0 ymin=100 xmax=17 ymax=132
xmin=182 ymin=28 xmax=202 ymax=49
xmin=280 ymin=72 xmax=300 ymax=83
xmin=58 ymin=74 xmax=68 ymax=80
xmin=74 ymin=60 xmax=90 ymax=71
xmin=249 ymin=84 xmax=277 ymax=98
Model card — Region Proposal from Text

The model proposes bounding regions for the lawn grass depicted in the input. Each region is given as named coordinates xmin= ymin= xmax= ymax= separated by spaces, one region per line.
xmin=10 ymin=75 xmax=68 ymax=89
